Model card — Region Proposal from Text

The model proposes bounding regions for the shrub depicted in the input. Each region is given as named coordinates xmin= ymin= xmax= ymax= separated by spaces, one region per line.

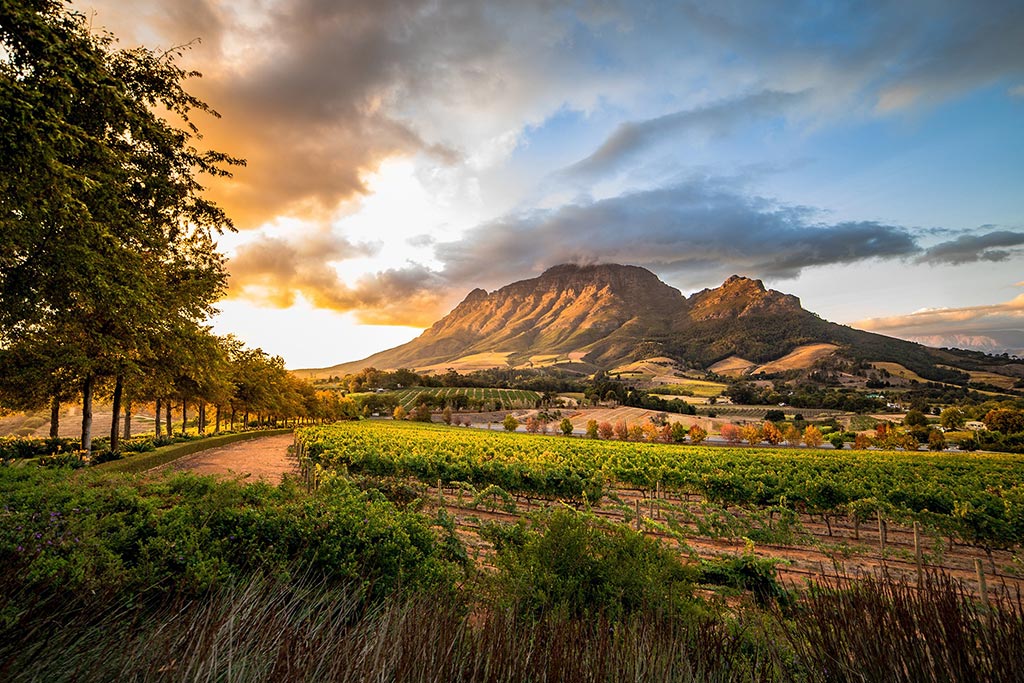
xmin=480 ymin=508 xmax=697 ymax=619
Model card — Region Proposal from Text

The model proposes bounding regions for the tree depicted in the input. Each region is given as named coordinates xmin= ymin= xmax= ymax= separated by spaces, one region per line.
xmin=559 ymin=417 xmax=574 ymax=436
xmin=502 ymin=415 xmax=519 ymax=432
xmin=597 ymin=421 xmax=614 ymax=440
xmin=720 ymin=423 xmax=742 ymax=444
xmin=983 ymin=408 xmax=1024 ymax=434
xmin=761 ymin=421 xmax=783 ymax=445
xmin=940 ymin=406 xmax=966 ymax=430
xmin=670 ymin=422 xmax=689 ymax=443
xmin=411 ymin=403 xmax=432 ymax=422
xmin=741 ymin=424 xmax=762 ymax=446
xmin=442 ymin=406 xmax=453 ymax=425
xmin=904 ymin=410 xmax=928 ymax=428
xmin=688 ymin=425 xmax=708 ymax=444
xmin=613 ymin=420 xmax=630 ymax=441
xmin=928 ymin=429 xmax=946 ymax=451
xmin=803 ymin=425 xmax=824 ymax=448
xmin=585 ymin=419 xmax=599 ymax=439
xmin=829 ymin=434 xmax=845 ymax=449
xmin=641 ymin=422 xmax=661 ymax=442
xmin=783 ymin=424 xmax=802 ymax=446
xmin=1 ymin=4 xmax=241 ymax=452
xmin=393 ymin=405 xmax=407 ymax=420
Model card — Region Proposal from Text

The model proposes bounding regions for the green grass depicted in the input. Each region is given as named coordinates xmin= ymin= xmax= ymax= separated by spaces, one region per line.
xmin=390 ymin=386 xmax=541 ymax=410
xmin=97 ymin=429 xmax=292 ymax=474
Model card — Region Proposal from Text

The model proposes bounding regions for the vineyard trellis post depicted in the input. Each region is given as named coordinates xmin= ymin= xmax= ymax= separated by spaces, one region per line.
xmin=635 ymin=499 xmax=641 ymax=531
xmin=914 ymin=522 xmax=923 ymax=587
xmin=878 ymin=514 xmax=887 ymax=555
xmin=975 ymin=558 xmax=989 ymax=614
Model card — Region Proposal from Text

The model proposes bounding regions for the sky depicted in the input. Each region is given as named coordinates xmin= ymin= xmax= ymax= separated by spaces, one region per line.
xmin=77 ymin=0 xmax=1024 ymax=368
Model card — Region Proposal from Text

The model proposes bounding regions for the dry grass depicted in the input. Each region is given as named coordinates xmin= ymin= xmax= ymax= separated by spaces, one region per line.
xmin=418 ymin=352 xmax=514 ymax=374
xmin=871 ymin=361 xmax=930 ymax=383
xmin=753 ymin=343 xmax=838 ymax=375
xmin=708 ymin=356 xmax=757 ymax=377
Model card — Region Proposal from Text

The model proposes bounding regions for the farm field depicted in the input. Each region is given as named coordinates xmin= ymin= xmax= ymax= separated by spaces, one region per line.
xmin=390 ymin=386 xmax=541 ymax=410
xmin=648 ymin=378 xmax=728 ymax=397
xmin=298 ymin=421 xmax=1024 ymax=602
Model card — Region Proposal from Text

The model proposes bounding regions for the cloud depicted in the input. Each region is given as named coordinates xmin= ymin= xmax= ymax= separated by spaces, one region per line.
xmin=918 ymin=230 xmax=1024 ymax=265
xmin=223 ymin=177 xmax=935 ymax=324
xmin=227 ymin=231 xmax=447 ymax=325
xmin=434 ymin=178 xmax=922 ymax=290
xmin=853 ymin=293 xmax=1024 ymax=337
xmin=560 ymin=90 xmax=805 ymax=181
xmin=78 ymin=0 xmax=1024 ymax=231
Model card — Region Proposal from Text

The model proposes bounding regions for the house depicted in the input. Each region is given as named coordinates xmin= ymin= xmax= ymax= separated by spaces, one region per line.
xmin=964 ymin=421 xmax=987 ymax=431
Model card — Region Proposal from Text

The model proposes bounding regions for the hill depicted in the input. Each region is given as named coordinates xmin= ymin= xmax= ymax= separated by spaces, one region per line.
xmin=300 ymin=264 xmax=1020 ymax=384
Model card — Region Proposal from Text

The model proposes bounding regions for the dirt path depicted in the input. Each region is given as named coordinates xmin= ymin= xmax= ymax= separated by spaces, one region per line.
xmin=152 ymin=433 xmax=297 ymax=484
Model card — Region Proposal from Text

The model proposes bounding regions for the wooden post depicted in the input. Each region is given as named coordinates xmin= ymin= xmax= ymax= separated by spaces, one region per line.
xmin=878 ymin=514 xmax=887 ymax=554
xmin=914 ymin=522 xmax=923 ymax=586
xmin=975 ymin=558 xmax=989 ymax=608
xmin=438 ymin=478 xmax=444 ymax=508
xmin=635 ymin=499 xmax=642 ymax=531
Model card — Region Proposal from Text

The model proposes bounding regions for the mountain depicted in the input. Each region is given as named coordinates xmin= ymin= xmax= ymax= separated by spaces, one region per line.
xmin=899 ymin=331 xmax=1024 ymax=358
xmin=301 ymin=264 xmax=1014 ymax=383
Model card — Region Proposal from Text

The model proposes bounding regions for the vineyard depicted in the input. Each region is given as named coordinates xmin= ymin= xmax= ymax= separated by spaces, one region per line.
xmin=297 ymin=420 xmax=1024 ymax=599
xmin=390 ymin=387 xmax=541 ymax=411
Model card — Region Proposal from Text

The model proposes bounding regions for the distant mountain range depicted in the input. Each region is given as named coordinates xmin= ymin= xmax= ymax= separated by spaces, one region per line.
xmin=300 ymin=264 xmax=1022 ymax=384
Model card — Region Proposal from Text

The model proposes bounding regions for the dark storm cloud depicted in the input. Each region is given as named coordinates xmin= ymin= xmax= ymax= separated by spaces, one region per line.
xmin=560 ymin=91 xmax=805 ymax=181
xmin=918 ymin=230 xmax=1024 ymax=265
xmin=435 ymin=179 xmax=922 ymax=290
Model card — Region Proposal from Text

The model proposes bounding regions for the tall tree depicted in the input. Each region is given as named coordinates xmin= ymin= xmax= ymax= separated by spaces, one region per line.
xmin=0 ymin=2 xmax=241 ymax=451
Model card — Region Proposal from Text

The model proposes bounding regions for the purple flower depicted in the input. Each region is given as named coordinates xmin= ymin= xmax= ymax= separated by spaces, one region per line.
xmin=16 ymin=546 xmax=23 ymax=552
xmin=34 ymin=533 xmax=41 ymax=539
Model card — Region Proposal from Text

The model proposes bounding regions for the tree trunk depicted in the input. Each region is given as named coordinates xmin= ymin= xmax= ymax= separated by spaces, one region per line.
xmin=230 ymin=408 xmax=236 ymax=431
xmin=109 ymin=374 xmax=123 ymax=451
xmin=80 ymin=374 xmax=94 ymax=454
xmin=165 ymin=401 xmax=171 ymax=436
xmin=49 ymin=396 xmax=60 ymax=438
xmin=198 ymin=403 xmax=206 ymax=435
xmin=181 ymin=399 xmax=187 ymax=436
xmin=155 ymin=398 xmax=162 ymax=438
xmin=124 ymin=400 xmax=132 ymax=440
xmin=216 ymin=405 xmax=222 ymax=433
xmin=244 ymin=411 xmax=249 ymax=429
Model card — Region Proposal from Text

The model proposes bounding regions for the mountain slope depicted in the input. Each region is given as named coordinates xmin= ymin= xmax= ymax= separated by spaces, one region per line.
xmin=301 ymin=264 xmax=1009 ymax=383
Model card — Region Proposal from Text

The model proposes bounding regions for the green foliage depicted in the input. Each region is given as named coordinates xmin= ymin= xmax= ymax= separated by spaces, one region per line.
xmin=502 ymin=415 xmax=519 ymax=432
xmin=559 ymin=417 xmax=574 ymax=436
xmin=480 ymin=507 xmax=697 ymax=619
xmin=904 ymin=410 xmax=929 ymax=427
xmin=298 ymin=421 xmax=1024 ymax=549
xmin=0 ymin=467 xmax=464 ymax=606
xmin=0 ymin=436 xmax=79 ymax=461
xmin=697 ymin=554 xmax=789 ymax=606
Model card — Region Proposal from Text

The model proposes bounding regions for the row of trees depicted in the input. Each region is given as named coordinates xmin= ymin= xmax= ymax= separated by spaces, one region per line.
xmin=0 ymin=5 xmax=346 ymax=451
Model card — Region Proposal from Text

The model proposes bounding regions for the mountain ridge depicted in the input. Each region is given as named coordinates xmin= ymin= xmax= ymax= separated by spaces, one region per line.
xmin=299 ymin=264 xmax=1014 ymax=382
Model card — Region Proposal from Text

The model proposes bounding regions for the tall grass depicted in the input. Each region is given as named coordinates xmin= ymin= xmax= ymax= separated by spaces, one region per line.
xmin=0 ymin=574 xmax=771 ymax=682
xmin=780 ymin=571 xmax=1024 ymax=683
xmin=3 ymin=571 xmax=1021 ymax=682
